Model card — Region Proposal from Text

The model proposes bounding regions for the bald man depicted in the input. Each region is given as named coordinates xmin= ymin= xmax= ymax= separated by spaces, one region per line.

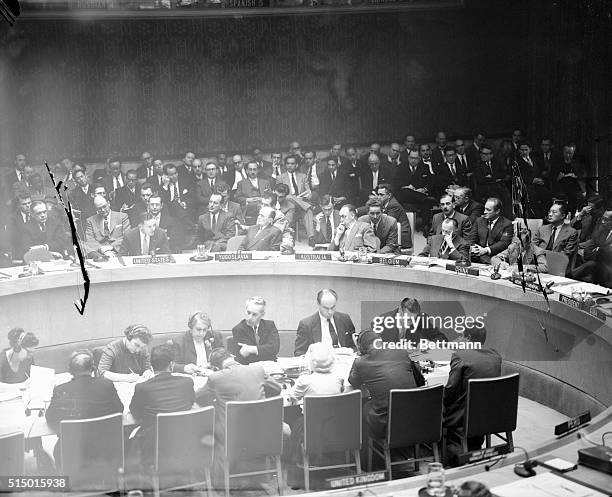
xmin=85 ymin=195 xmax=131 ymax=256
xmin=359 ymin=153 xmax=393 ymax=203
xmin=239 ymin=206 xmax=283 ymax=251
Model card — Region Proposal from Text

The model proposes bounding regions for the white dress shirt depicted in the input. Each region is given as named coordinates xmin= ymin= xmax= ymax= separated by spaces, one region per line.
xmin=193 ymin=339 xmax=208 ymax=368
xmin=319 ymin=313 xmax=338 ymax=348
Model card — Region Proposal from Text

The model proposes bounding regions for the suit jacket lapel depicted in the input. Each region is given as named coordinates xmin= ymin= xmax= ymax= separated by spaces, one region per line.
xmin=312 ymin=314 xmax=322 ymax=343
xmin=554 ymin=225 xmax=565 ymax=250
xmin=343 ymin=223 xmax=358 ymax=249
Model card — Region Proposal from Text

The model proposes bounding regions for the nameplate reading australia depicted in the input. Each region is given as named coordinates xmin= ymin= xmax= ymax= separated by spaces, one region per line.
xmin=214 ymin=253 xmax=253 ymax=262
xmin=327 ymin=471 xmax=387 ymax=489
xmin=371 ymin=255 xmax=410 ymax=266
xmin=295 ymin=252 xmax=332 ymax=261
xmin=445 ymin=263 xmax=479 ymax=276
xmin=457 ymin=443 xmax=510 ymax=466
xmin=132 ymin=255 xmax=175 ymax=264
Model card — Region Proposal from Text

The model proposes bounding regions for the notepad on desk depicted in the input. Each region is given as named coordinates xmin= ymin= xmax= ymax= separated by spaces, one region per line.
xmin=491 ymin=472 xmax=608 ymax=497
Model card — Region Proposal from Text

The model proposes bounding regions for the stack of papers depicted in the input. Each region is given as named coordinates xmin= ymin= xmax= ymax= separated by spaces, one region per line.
xmin=491 ymin=472 xmax=608 ymax=496
xmin=555 ymin=282 xmax=611 ymax=297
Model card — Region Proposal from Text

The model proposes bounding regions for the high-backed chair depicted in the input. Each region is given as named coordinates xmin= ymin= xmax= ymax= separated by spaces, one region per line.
xmin=368 ymin=385 xmax=443 ymax=478
xmin=153 ymin=406 xmax=215 ymax=497
xmin=461 ymin=373 xmax=520 ymax=453
xmin=225 ymin=396 xmax=284 ymax=497
xmin=299 ymin=390 xmax=362 ymax=491
xmin=544 ymin=249 xmax=570 ymax=276
xmin=226 ymin=235 xmax=245 ymax=251
xmin=0 ymin=431 xmax=24 ymax=475
xmin=59 ymin=412 xmax=124 ymax=496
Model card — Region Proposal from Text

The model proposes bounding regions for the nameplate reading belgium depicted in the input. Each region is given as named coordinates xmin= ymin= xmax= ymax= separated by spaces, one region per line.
xmin=371 ymin=255 xmax=410 ymax=266
xmin=295 ymin=252 xmax=332 ymax=261
xmin=132 ymin=255 xmax=175 ymax=264
xmin=214 ymin=253 xmax=253 ymax=262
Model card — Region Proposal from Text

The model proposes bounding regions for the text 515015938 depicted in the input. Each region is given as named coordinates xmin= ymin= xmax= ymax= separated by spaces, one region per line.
xmin=0 ymin=477 xmax=69 ymax=492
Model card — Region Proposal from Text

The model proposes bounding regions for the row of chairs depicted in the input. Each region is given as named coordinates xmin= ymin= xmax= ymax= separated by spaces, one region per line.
xmin=0 ymin=373 xmax=519 ymax=495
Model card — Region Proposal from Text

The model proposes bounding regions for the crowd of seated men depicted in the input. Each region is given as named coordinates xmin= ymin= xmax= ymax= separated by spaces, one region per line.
xmin=0 ymin=131 xmax=610 ymax=287
xmin=2 ymin=289 xmax=504 ymax=489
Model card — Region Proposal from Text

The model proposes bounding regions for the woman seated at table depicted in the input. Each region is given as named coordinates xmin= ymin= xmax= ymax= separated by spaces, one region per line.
xmin=0 ymin=328 xmax=39 ymax=384
xmin=97 ymin=324 xmax=154 ymax=383
xmin=286 ymin=343 xmax=344 ymax=485
xmin=172 ymin=312 xmax=224 ymax=375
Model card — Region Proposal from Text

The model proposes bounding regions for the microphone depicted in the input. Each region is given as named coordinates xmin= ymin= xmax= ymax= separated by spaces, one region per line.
xmin=513 ymin=446 xmax=537 ymax=477
xmin=490 ymin=263 xmax=501 ymax=280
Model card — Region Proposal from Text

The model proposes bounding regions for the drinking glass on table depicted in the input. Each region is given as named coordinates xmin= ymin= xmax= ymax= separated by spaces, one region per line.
xmin=196 ymin=244 xmax=208 ymax=259
xmin=426 ymin=462 xmax=446 ymax=496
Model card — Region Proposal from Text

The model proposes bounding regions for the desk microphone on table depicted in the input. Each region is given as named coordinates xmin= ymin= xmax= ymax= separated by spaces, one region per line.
xmin=512 ymin=446 xmax=537 ymax=477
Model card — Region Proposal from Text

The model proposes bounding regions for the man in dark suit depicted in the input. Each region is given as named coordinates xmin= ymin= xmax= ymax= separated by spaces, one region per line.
xmin=252 ymin=147 xmax=272 ymax=177
xmin=101 ymin=159 xmax=127 ymax=200
xmin=420 ymin=217 xmax=470 ymax=261
xmin=430 ymin=131 xmax=448 ymax=166
xmin=532 ymin=137 xmax=559 ymax=191
xmin=533 ymin=202 xmax=578 ymax=258
xmin=145 ymin=192 xmax=189 ymax=253
xmin=465 ymin=133 xmax=486 ymax=166
xmin=231 ymin=296 xmax=280 ymax=364
xmin=21 ymin=200 xmax=70 ymax=259
xmin=349 ymin=331 xmax=425 ymax=442
xmin=172 ymin=312 xmax=225 ymax=374
xmin=318 ymin=158 xmax=350 ymax=207
xmin=45 ymin=350 xmax=124 ymax=466
xmin=176 ymin=152 xmax=197 ymax=185
xmin=517 ymin=142 xmax=553 ymax=219
xmin=434 ymin=147 xmax=469 ymax=193
xmin=224 ymin=155 xmax=247 ymax=196
xmin=217 ymin=183 xmax=244 ymax=225
xmin=444 ymin=328 xmax=502 ymax=466
xmin=111 ymin=169 xmax=140 ymax=221
xmin=430 ymin=194 xmax=475 ymax=244
xmin=359 ymin=154 xmax=393 ymax=203
xmin=571 ymin=203 xmax=612 ymax=287
xmin=159 ymin=163 xmax=196 ymax=223
xmin=312 ymin=195 xmax=340 ymax=245
xmin=552 ymin=143 xmax=586 ymax=214
xmin=277 ymin=155 xmax=316 ymax=243
xmin=395 ymin=149 xmax=430 ymax=206
xmin=371 ymin=298 xmax=448 ymax=345
xmin=129 ymin=344 xmax=195 ymax=465
xmin=471 ymin=198 xmax=514 ymax=264
xmin=294 ymin=289 xmax=356 ymax=356
xmin=136 ymin=151 xmax=155 ymax=183
xmin=68 ymin=169 xmax=96 ymax=235
xmin=473 ymin=144 xmax=511 ymax=216
xmin=119 ymin=212 xmax=171 ymax=256
xmin=2 ymin=154 xmax=27 ymax=206
xmin=571 ymin=194 xmax=606 ymax=244
xmin=300 ymin=151 xmax=327 ymax=194
xmin=195 ymin=161 xmax=228 ymax=215
xmin=197 ymin=193 xmax=235 ymax=252
xmin=8 ymin=191 xmax=32 ymax=260
xmin=343 ymin=147 xmax=364 ymax=204
xmin=360 ymin=143 xmax=389 ymax=168
xmin=358 ymin=198 xmax=399 ymax=254
xmin=239 ymin=206 xmax=282 ymax=251
xmin=150 ymin=159 xmax=165 ymax=194
xmin=453 ymin=187 xmax=484 ymax=226
xmin=235 ymin=161 xmax=273 ymax=225
xmin=262 ymin=152 xmax=284 ymax=182
xmin=377 ymin=184 xmax=413 ymax=251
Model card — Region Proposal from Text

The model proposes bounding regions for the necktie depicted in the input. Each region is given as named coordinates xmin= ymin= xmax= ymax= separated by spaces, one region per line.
xmin=103 ymin=218 xmax=110 ymax=237
xmin=171 ymin=183 xmax=177 ymax=201
xmin=142 ymin=235 xmax=149 ymax=255
xmin=25 ymin=213 xmax=30 ymax=223
xmin=274 ymin=166 xmax=280 ymax=178
xmin=546 ymin=226 xmax=557 ymax=250
xmin=459 ymin=156 xmax=466 ymax=169
xmin=326 ymin=216 xmax=332 ymax=241
xmin=449 ymin=163 xmax=456 ymax=177
xmin=148 ymin=166 xmax=153 ymax=177
xmin=210 ymin=179 xmax=214 ymax=189
xmin=438 ymin=241 xmax=448 ymax=258
xmin=113 ymin=177 xmax=118 ymax=191
xmin=331 ymin=172 xmax=336 ymax=182
xmin=410 ymin=166 xmax=415 ymax=175
xmin=307 ymin=166 xmax=313 ymax=188
xmin=40 ymin=223 xmax=46 ymax=233
xmin=485 ymin=221 xmax=492 ymax=246
xmin=487 ymin=162 xmax=493 ymax=175
xmin=291 ymin=173 xmax=299 ymax=195
xmin=211 ymin=213 xmax=217 ymax=232
xmin=327 ymin=318 xmax=339 ymax=347
xmin=17 ymin=171 xmax=22 ymax=182
xmin=372 ymin=171 xmax=378 ymax=189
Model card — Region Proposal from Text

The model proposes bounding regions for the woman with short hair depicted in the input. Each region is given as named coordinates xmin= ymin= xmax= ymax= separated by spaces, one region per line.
xmin=0 ymin=328 xmax=39 ymax=383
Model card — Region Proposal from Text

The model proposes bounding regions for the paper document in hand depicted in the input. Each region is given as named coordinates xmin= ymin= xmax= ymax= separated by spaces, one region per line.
xmin=28 ymin=365 xmax=56 ymax=404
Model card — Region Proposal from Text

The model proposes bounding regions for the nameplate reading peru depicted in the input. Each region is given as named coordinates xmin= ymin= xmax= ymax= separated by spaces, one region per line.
xmin=132 ymin=255 xmax=175 ymax=264
xmin=295 ymin=253 xmax=332 ymax=261
xmin=371 ymin=255 xmax=410 ymax=266
xmin=214 ymin=253 xmax=253 ymax=262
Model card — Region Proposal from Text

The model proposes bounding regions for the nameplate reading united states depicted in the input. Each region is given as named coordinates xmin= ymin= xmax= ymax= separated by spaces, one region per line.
xmin=214 ymin=253 xmax=253 ymax=262
xmin=457 ymin=443 xmax=510 ymax=465
xmin=132 ymin=255 xmax=175 ymax=264
xmin=295 ymin=252 xmax=332 ymax=261
xmin=445 ymin=263 xmax=479 ymax=276
xmin=371 ymin=255 xmax=410 ymax=266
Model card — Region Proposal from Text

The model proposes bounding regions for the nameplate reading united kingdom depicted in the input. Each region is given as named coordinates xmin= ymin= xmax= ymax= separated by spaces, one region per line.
xmin=295 ymin=252 xmax=332 ymax=261
xmin=214 ymin=253 xmax=253 ymax=262
xmin=132 ymin=255 xmax=175 ymax=264
xmin=326 ymin=470 xmax=387 ymax=489
xmin=371 ymin=255 xmax=410 ymax=266
xmin=445 ymin=264 xmax=479 ymax=276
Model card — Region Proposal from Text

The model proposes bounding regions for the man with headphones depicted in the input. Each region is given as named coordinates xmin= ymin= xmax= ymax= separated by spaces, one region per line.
xmin=98 ymin=324 xmax=154 ymax=382
xmin=46 ymin=349 xmax=123 ymax=466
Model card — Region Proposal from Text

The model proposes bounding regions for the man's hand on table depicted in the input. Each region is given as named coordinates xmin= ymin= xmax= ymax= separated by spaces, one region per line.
xmin=238 ymin=343 xmax=258 ymax=358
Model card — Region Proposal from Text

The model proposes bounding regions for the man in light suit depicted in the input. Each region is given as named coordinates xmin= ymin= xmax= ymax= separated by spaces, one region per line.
xmin=328 ymin=204 xmax=377 ymax=252
xmin=470 ymin=198 xmax=514 ymax=264
xmin=235 ymin=161 xmax=273 ymax=226
xmin=85 ymin=195 xmax=131 ymax=257
xmin=313 ymin=195 xmax=341 ymax=245
xmin=197 ymin=193 xmax=235 ymax=252
xmin=420 ymin=218 xmax=470 ymax=261
xmin=230 ymin=296 xmax=280 ymax=365
xmin=119 ymin=212 xmax=171 ymax=256
xmin=444 ymin=328 xmax=501 ymax=466
xmin=358 ymin=198 xmax=399 ymax=254
xmin=430 ymin=194 xmax=475 ymax=244
xmin=533 ymin=202 xmax=578 ymax=258
xmin=294 ymin=289 xmax=356 ymax=356
xmin=276 ymin=155 xmax=316 ymax=244
xmin=239 ymin=206 xmax=282 ymax=251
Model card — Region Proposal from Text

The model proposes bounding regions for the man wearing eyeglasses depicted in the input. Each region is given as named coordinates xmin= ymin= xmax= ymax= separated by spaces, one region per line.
xmin=235 ymin=161 xmax=272 ymax=226
xmin=85 ymin=195 xmax=131 ymax=257
xmin=22 ymin=200 xmax=70 ymax=259
xmin=195 ymin=161 xmax=228 ymax=214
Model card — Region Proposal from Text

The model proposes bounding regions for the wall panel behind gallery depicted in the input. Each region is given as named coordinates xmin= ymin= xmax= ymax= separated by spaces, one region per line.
xmin=0 ymin=8 xmax=528 ymax=163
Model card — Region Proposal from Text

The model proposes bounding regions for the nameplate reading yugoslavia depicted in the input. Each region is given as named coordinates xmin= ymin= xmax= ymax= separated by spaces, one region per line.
xmin=327 ymin=471 xmax=387 ymax=489
xmin=371 ymin=255 xmax=410 ymax=266
xmin=295 ymin=252 xmax=332 ymax=261
xmin=445 ymin=263 xmax=479 ymax=276
xmin=214 ymin=253 xmax=253 ymax=262
xmin=132 ymin=255 xmax=175 ymax=264
xmin=457 ymin=443 xmax=510 ymax=465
